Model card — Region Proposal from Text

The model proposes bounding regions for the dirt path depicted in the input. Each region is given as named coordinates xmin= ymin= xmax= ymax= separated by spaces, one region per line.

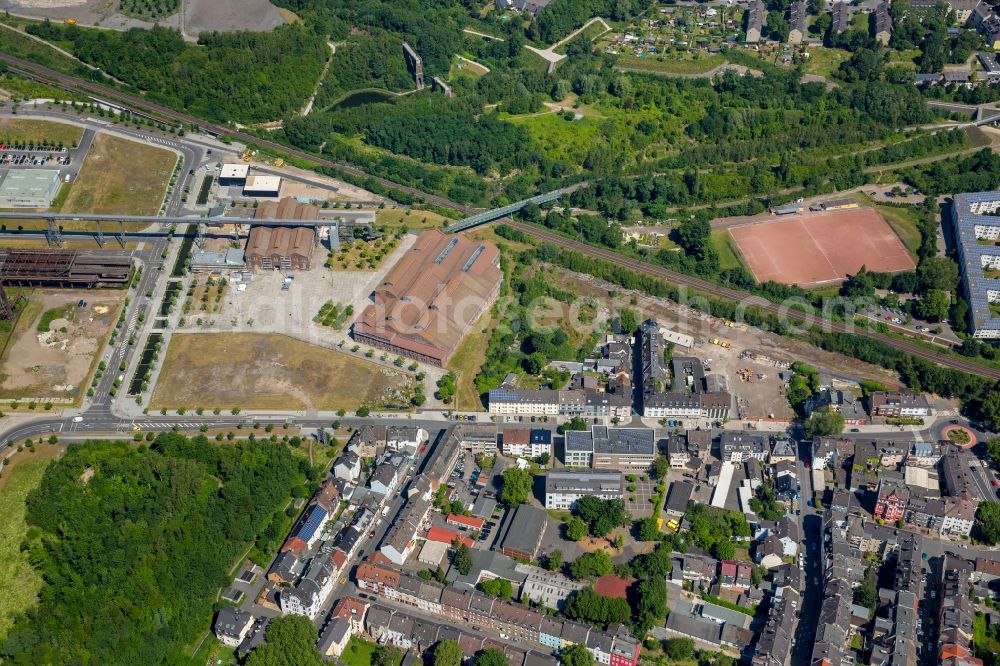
xmin=301 ymin=41 xmax=336 ymax=117
xmin=462 ymin=27 xmax=504 ymax=42
xmin=525 ymin=17 xmax=612 ymax=71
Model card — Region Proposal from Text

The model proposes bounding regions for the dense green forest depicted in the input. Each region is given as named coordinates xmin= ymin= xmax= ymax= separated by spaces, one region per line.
xmin=0 ymin=435 xmax=307 ymax=665
xmin=323 ymin=95 xmax=534 ymax=176
xmin=24 ymin=22 xmax=326 ymax=123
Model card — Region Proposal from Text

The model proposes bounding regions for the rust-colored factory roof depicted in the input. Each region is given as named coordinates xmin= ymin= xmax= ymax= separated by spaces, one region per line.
xmin=255 ymin=198 xmax=320 ymax=221
xmin=246 ymin=226 xmax=314 ymax=259
xmin=353 ymin=230 xmax=501 ymax=364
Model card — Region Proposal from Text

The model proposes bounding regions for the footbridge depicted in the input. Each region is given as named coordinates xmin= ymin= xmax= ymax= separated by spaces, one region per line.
xmin=445 ymin=183 xmax=589 ymax=233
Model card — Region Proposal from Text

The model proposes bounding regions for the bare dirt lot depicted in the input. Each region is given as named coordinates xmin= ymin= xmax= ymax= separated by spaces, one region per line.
xmin=0 ymin=289 xmax=122 ymax=402
xmin=149 ymin=332 xmax=415 ymax=412
xmin=184 ymin=0 xmax=287 ymax=35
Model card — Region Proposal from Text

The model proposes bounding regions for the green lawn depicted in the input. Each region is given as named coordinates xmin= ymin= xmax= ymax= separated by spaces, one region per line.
xmin=0 ymin=446 xmax=62 ymax=637
xmin=711 ymin=229 xmax=744 ymax=270
xmin=802 ymin=46 xmax=848 ymax=78
xmin=874 ymin=205 xmax=921 ymax=257
xmin=342 ymin=638 xmax=379 ymax=666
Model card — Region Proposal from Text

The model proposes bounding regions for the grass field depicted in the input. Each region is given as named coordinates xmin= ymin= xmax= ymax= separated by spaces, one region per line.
xmin=376 ymin=207 xmax=451 ymax=230
xmin=150 ymin=333 xmax=415 ymax=411
xmin=802 ymin=47 xmax=849 ymax=78
xmin=874 ymin=205 xmax=921 ymax=256
xmin=614 ymin=53 xmax=726 ymax=76
xmin=712 ymin=229 xmax=744 ymax=270
xmin=60 ymin=133 xmax=176 ymax=217
xmin=0 ymin=118 xmax=82 ymax=147
xmin=446 ymin=310 xmax=497 ymax=411
xmin=0 ymin=445 xmax=63 ymax=638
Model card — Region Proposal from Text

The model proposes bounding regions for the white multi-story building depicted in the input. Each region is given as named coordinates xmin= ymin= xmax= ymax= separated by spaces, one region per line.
xmin=544 ymin=470 xmax=624 ymax=510
xmin=953 ymin=192 xmax=1000 ymax=338
xmin=279 ymin=554 xmax=336 ymax=619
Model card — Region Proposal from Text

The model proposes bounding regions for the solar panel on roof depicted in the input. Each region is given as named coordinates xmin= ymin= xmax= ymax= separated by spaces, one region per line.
xmin=462 ymin=245 xmax=485 ymax=272
xmin=434 ymin=237 xmax=459 ymax=264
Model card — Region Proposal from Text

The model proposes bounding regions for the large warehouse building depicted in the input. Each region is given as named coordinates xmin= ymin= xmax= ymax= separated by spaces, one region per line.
xmin=352 ymin=230 xmax=502 ymax=366
xmin=245 ymin=226 xmax=314 ymax=271
xmin=0 ymin=169 xmax=61 ymax=208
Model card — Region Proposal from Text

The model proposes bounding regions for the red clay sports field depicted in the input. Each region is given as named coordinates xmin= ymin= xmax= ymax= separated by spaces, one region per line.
xmin=728 ymin=208 xmax=916 ymax=287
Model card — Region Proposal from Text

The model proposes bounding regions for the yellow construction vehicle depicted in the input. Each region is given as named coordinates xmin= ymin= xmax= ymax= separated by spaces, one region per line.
xmin=66 ymin=18 xmax=77 ymax=25
xmin=273 ymin=158 xmax=285 ymax=168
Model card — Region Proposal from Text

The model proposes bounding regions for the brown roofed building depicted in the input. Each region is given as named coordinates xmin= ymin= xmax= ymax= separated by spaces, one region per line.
xmin=353 ymin=230 xmax=502 ymax=366
xmin=246 ymin=226 xmax=314 ymax=271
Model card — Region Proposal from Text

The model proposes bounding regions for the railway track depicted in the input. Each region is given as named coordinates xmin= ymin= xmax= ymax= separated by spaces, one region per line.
xmin=0 ymin=53 xmax=479 ymax=215
xmin=506 ymin=221 xmax=1000 ymax=381
xmin=4 ymin=53 xmax=996 ymax=380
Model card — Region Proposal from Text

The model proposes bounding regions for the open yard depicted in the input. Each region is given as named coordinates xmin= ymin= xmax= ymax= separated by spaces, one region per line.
xmin=59 ymin=133 xmax=176 ymax=216
xmin=376 ymin=207 xmax=450 ymax=230
xmin=0 ymin=444 xmax=64 ymax=638
xmin=0 ymin=118 xmax=82 ymax=147
xmin=0 ymin=289 xmax=122 ymax=402
xmin=149 ymin=333 xmax=416 ymax=411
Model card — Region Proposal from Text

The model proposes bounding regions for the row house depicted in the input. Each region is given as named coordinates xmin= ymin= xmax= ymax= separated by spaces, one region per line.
xmin=279 ymin=553 xmax=337 ymax=619
xmin=487 ymin=388 xmax=631 ymax=419
xmin=719 ymin=431 xmax=768 ymax=463
xmin=356 ymin=559 xmax=640 ymax=666
xmin=500 ymin=428 xmax=553 ymax=459
xmin=868 ymin=391 xmax=931 ymax=417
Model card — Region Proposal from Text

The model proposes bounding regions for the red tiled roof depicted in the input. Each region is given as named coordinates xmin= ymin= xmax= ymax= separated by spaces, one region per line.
xmin=447 ymin=514 xmax=486 ymax=530
xmin=281 ymin=536 xmax=308 ymax=556
xmin=333 ymin=596 xmax=368 ymax=620
xmin=426 ymin=526 xmax=474 ymax=548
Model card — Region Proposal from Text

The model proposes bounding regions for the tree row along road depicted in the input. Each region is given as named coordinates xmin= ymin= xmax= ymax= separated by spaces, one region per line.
xmin=0 ymin=53 xmax=478 ymax=215
xmin=504 ymin=221 xmax=1000 ymax=381
xmin=4 ymin=53 xmax=998 ymax=381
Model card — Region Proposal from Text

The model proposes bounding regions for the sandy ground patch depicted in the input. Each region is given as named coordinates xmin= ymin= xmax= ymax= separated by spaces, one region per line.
xmin=184 ymin=0 xmax=284 ymax=34
xmin=0 ymin=289 xmax=122 ymax=401
xmin=149 ymin=332 xmax=415 ymax=411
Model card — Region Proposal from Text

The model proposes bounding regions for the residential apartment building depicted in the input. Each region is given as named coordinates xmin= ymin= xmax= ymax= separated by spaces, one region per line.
xmin=953 ymin=191 xmax=1000 ymax=337
xmin=868 ymin=391 xmax=931 ymax=417
xmin=545 ymin=470 xmax=624 ymax=510
xmin=501 ymin=428 xmax=553 ymax=459
xmin=719 ymin=431 xmax=768 ymax=463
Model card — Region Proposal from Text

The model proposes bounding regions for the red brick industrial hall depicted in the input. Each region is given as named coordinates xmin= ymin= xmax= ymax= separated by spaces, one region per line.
xmin=352 ymin=230 xmax=501 ymax=366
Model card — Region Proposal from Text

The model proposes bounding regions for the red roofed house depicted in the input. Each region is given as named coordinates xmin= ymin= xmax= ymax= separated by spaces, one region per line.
xmin=719 ymin=560 xmax=738 ymax=587
xmin=281 ymin=536 xmax=308 ymax=556
xmin=332 ymin=596 xmax=369 ymax=634
xmin=426 ymin=526 xmax=474 ymax=548
xmin=594 ymin=575 xmax=634 ymax=600
xmin=447 ymin=514 xmax=486 ymax=531
xmin=330 ymin=549 xmax=348 ymax=575
xmin=355 ymin=562 xmax=400 ymax=595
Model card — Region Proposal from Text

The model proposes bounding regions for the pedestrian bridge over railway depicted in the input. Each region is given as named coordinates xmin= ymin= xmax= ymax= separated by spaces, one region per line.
xmin=446 ymin=183 xmax=589 ymax=233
